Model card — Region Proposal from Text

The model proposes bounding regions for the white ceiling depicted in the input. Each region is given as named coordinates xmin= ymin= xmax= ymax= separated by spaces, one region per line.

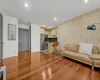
xmin=0 ymin=0 xmax=100 ymax=27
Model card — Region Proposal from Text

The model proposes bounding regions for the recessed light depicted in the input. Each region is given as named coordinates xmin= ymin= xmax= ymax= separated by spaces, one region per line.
xmin=54 ymin=17 xmax=57 ymax=21
xmin=25 ymin=3 xmax=28 ymax=7
xmin=49 ymin=26 xmax=51 ymax=28
xmin=42 ymin=25 xmax=46 ymax=27
xmin=84 ymin=0 xmax=88 ymax=3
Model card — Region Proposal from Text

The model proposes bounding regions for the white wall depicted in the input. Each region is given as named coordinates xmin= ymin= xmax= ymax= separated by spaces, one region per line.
xmin=3 ymin=16 xmax=18 ymax=59
xmin=18 ymin=24 xmax=29 ymax=29
xmin=2 ymin=16 xmax=40 ymax=58
xmin=0 ymin=8 xmax=4 ymax=16
xmin=31 ymin=24 xmax=40 ymax=52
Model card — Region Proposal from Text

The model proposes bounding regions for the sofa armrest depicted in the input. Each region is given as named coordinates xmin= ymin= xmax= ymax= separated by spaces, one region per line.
xmin=59 ymin=48 xmax=66 ymax=51
xmin=89 ymin=54 xmax=100 ymax=60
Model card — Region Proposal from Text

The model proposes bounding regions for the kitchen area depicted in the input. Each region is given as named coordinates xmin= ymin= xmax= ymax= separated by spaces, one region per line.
xmin=40 ymin=27 xmax=57 ymax=53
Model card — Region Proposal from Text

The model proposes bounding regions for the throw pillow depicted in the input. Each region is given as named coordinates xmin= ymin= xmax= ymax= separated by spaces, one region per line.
xmin=79 ymin=43 xmax=93 ymax=55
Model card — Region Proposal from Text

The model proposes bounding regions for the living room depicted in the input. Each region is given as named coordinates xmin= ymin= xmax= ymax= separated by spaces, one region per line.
xmin=0 ymin=0 xmax=100 ymax=80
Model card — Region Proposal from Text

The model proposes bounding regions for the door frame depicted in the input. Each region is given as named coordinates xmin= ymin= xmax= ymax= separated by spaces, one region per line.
xmin=29 ymin=26 xmax=31 ymax=52
xmin=0 ymin=11 xmax=3 ymax=60
xmin=18 ymin=28 xmax=31 ymax=52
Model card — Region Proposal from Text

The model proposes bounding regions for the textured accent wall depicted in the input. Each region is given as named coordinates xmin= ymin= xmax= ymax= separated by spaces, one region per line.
xmin=57 ymin=8 xmax=100 ymax=49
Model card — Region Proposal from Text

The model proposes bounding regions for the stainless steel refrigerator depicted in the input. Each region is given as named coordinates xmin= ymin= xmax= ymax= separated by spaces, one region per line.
xmin=40 ymin=34 xmax=48 ymax=53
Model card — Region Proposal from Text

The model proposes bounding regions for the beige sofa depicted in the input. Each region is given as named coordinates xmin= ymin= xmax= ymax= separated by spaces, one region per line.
xmin=60 ymin=44 xmax=100 ymax=68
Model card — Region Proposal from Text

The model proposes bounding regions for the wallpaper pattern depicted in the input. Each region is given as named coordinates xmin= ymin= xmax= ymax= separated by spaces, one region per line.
xmin=57 ymin=8 xmax=100 ymax=50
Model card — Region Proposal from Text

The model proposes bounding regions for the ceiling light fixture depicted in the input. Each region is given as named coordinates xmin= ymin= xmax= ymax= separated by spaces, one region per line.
xmin=25 ymin=3 xmax=28 ymax=7
xmin=84 ymin=0 xmax=88 ymax=3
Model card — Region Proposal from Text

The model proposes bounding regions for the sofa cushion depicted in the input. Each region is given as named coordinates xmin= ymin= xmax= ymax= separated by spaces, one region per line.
xmin=62 ymin=50 xmax=78 ymax=58
xmin=62 ymin=50 xmax=91 ymax=64
xmin=73 ymin=53 xmax=100 ymax=67
xmin=72 ymin=53 xmax=91 ymax=64
xmin=94 ymin=60 xmax=100 ymax=66
xmin=65 ymin=44 xmax=78 ymax=52
xmin=63 ymin=50 xmax=78 ymax=54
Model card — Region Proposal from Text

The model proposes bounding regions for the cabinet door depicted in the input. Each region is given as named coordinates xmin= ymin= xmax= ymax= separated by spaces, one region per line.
xmin=40 ymin=28 xmax=44 ymax=34
xmin=51 ymin=28 xmax=57 ymax=37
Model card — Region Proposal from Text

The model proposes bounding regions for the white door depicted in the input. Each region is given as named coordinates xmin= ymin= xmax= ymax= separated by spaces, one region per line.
xmin=0 ymin=13 xmax=3 ymax=60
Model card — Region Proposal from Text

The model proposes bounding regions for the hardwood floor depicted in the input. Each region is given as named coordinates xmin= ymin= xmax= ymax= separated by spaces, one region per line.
xmin=0 ymin=51 xmax=100 ymax=80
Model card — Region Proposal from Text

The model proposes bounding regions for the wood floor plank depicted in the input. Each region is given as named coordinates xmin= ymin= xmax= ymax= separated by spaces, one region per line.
xmin=22 ymin=59 xmax=68 ymax=80
xmin=0 ymin=51 xmax=100 ymax=80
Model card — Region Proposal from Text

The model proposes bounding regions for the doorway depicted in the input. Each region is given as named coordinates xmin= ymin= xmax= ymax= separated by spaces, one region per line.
xmin=18 ymin=28 xmax=31 ymax=52
xmin=0 ymin=13 xmax=3 ymax=60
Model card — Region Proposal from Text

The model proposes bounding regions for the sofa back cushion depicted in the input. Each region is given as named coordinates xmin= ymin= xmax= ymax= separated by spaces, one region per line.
xmin=65 ymin=44 xmax=78 ymax=52
xmin=65 ymin=44 xmax=99 ymax=54
xmin=92 ymin=46 xmax=99 ymax=54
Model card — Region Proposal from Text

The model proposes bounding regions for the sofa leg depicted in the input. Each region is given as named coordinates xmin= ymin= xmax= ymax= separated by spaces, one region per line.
xmin=92 ymin=59 xmax=94 ymax=71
